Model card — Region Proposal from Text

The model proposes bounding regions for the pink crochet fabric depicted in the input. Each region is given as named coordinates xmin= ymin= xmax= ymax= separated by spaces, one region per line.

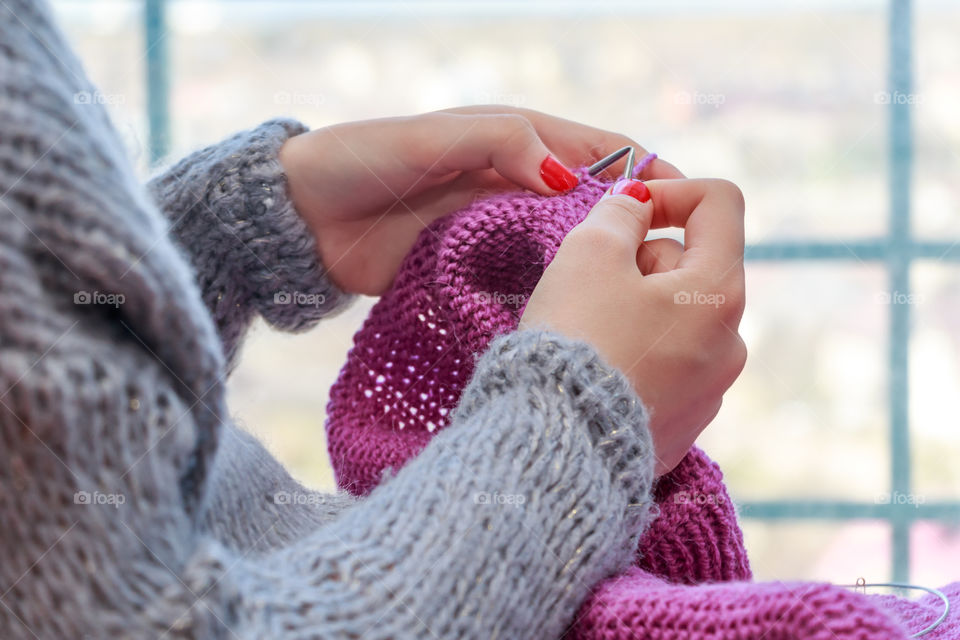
xmin=326 ymin=158 xmax=657 ymax=493
xmin=324 ymin=157 xmax=752 ymax=584
xmin=572 ymin=574 xmax=960 ymax=639
xmin=870 ymin=582 xmax=960 ymax=639
xmin=570 ymin=569 xmax=910 ymax=639
xmin=325 ymin=160 xmax=956 ymax=638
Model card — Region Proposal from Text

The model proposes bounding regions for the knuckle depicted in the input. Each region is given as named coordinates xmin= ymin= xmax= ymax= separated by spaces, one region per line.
xmin=685 ymin=339 xmax=721 ymax=376
xmin=709 ymin=178 xmax=745 ymax=214
xmin=718 ymin=276 xmax=746 ymax=318
xmin=563 ymin=224 xmax=631 ymax=261
xmin=685 ymin=304 xmax=732 ymax=347
xmin=729 ymin=291 xmax=747 ymax=321
xmin=598 ymin=196 xmax=644 ymax=222
xmin=565 ymin=224 xmax=619 ymax=251
xmin=496 ymin=114 xmax=538 ymax=149
xmin=729 ymin=335 xmax=748 ymax=376
xmin=686 ymin=273 xmax=744 ymax=323
xmin=716 ymin=288 xmax=745 ymax=321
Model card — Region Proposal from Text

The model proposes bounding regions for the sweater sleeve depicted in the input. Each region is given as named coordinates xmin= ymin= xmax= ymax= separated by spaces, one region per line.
xmin=146 ymin=119 xmax=354 ymax=366
xmin=198 ymin=424 xmax=360 ymax=552
xmin=172 ymin=329 xmax=658 ymax=639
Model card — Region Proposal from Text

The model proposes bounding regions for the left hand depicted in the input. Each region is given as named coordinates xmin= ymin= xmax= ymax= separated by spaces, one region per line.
xmin=279 ymin=105 xmax=684 ymax=295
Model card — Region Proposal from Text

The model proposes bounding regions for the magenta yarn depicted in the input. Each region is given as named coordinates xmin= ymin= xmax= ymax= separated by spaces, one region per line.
xmin=324 ymin=153 xmax=752 ymax=585
xmin=323 ymin=156 xmax=954 ymax=637
xmin=325 ymin=165 xmax=614 ymax=493
xmin=325 ymin=157 xmax=655 ymax=492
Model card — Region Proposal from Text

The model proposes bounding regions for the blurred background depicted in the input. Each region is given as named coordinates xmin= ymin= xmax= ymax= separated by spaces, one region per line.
xmin=51 ymin=0 xmax=959 ymax=588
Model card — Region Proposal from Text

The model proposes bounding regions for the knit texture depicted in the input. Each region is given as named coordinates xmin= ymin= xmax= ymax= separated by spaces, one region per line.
xmin=147 ymin=118 xmax=355 ymax=368
xmin=570 ymin=568 xmax=911 ymax=639
xmin=1 ymin=1 xmax=661 ymax=637
xmin=326 ymin=159 xmax=654 ymax=493
xmin=1 ymin=2 xmax=954 ymax=637
xmin=325 ymin=156 xmax=754 ymax=585
xmin=870 ymin=581 xmax=960 ymax=639
xmin=325 ymin=133 xmax=958 ymax=637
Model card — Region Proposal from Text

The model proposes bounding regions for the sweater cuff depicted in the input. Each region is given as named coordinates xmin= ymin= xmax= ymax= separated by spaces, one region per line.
xmin=150 ymin=118 xmax=354 ymax=334
xmin=458 ymin=329 xmax=657 ymax=520
xmin=211 ymin=118 xmax=353 ymax=329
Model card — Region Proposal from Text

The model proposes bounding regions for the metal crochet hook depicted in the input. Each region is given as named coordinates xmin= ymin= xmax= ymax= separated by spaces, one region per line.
xmin=839 ymin=580 xmax=950 ymax=637
xmin=587 ymin=146 xmax=636 ymax=180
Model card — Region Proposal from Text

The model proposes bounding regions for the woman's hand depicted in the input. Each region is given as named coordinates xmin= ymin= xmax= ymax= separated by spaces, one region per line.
xmin=519 ymin=178 xmax=747 ymax=476
xmin=278 ymin=106 xmax=683 ymax=295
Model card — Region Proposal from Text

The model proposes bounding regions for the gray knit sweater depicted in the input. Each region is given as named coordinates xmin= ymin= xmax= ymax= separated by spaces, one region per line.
xmin=0 ymin=2 xmax=657 ymax=638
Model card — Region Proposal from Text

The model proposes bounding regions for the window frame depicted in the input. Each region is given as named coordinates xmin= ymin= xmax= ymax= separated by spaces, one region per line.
xmin=142 ymin=0 xmax=960 ymax=583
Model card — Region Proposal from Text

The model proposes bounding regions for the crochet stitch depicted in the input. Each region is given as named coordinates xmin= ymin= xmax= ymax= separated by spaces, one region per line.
xmin=325 ymin=157 xmax=754 ymax=585
xmin=570 ymin=569 xmax=911 ymax=639
xmin=326 ymin=162 xmax=649 ymax=493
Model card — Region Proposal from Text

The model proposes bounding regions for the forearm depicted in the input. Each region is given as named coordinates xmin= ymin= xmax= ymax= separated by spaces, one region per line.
xmin=189 ymin=330 xmax=657 ymax=638
xmin=147 ymin=119 xmax=354 ymax=366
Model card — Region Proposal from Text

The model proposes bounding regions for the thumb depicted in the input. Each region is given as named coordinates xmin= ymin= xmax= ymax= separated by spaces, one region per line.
xmin=574 ymin=179 xmax=654 ymax=262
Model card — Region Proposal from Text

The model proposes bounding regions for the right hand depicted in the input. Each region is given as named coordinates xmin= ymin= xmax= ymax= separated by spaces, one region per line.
xmin=519 ymin=177 xmax=747 ymax=476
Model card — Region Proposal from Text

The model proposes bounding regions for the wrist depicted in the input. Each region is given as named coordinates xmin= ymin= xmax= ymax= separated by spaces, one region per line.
xmin=460 ymin=329 xmax=656 ymax=490
xmin=278 ymin=130 xmax=353 ymax=295
xmin=277 ymin=131 xmax=319 ymax=229
xmin=211 ymin=119 xmax=352 ymax=328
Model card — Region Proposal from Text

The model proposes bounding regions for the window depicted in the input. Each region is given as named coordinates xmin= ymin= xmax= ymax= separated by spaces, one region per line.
xmin=54 ymin=0 xmax=960 ymax=585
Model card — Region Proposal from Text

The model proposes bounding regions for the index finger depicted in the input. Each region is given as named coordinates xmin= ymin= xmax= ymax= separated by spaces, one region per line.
xmin=436 ymin=105 xmax=686 ymax=180
xmin=518 ymin=109 xmax=686 ymax=181
xmin=643 ymin=178 xmax=745 ymax=274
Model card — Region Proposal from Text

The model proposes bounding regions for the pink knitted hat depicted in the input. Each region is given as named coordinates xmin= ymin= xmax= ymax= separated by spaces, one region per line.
xmin=325 ymin=158 xmax=660 ymax=492
xmin=324 ymin=158 xmax=956 ymax=638
xmin=325 ymin=155 xmax=752 ymax=582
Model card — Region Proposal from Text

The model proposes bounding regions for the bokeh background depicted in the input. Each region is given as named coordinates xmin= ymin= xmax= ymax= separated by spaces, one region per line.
xmin=52 ymin=0 xmax=959 ymax=589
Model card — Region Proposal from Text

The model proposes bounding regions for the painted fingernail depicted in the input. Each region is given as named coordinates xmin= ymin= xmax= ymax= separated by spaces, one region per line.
xmin=539 ymin=155 xmax=578 ymax=192
xmin=601 ymin=179 xmax=651 ymax=203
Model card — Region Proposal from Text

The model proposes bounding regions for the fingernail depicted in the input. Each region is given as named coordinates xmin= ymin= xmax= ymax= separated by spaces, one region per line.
xmin=601 ymin=179 xmax=651 ymax=203
xmin=539 ymin=155 xmax=578 ymax=192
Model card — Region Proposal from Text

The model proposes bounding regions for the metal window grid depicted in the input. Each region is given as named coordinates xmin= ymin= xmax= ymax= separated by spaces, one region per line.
xmin=143 ymin=0 xmax=960 ymax=582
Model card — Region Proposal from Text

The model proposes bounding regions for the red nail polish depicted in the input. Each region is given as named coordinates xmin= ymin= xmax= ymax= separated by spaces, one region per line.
xmin=603 ymin=179 xmax=651 ymax=203
xmin=539 ymin=155 xmax=578 ymax=192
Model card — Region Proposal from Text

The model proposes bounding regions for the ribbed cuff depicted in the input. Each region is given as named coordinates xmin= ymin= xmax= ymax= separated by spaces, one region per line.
xmin=150 ymin=118 xmax=354 ymax=334
xmin=459 ymin=329 xmax=656 ymax=520
xmin=210 ymin=118 xmax=354 ymax=330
